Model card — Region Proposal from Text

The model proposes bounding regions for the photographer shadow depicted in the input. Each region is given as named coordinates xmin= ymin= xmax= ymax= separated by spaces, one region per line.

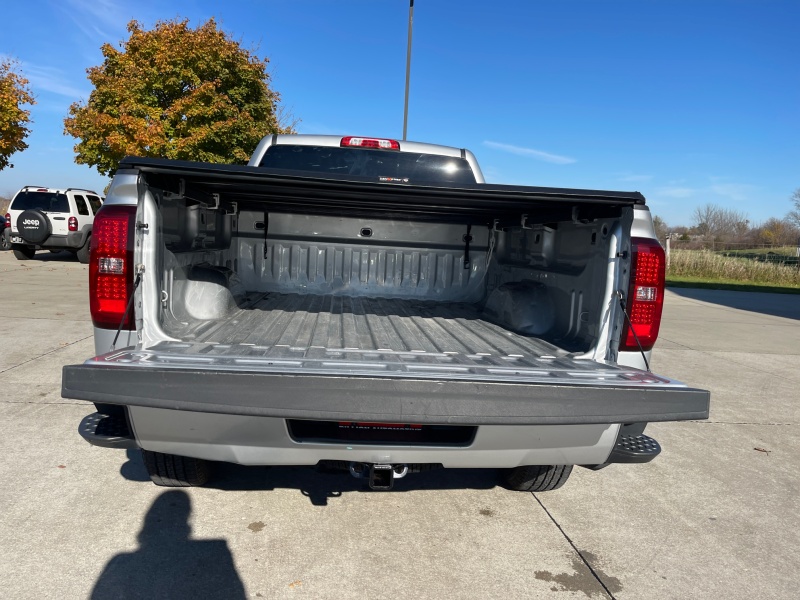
xmin=91 ymin=490 xmax=245 ymax=600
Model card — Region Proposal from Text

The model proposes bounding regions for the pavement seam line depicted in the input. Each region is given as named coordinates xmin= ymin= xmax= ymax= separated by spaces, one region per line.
xmin=532 ymin=492 xmax=617 ymax=600
xmin=666 ymin=293 xmax=798 ymax=323
xmin=657 ymin=343 xmax=800 ymax=385
xmin=704 ymin=353 xmax=800 ymax=384
xmin=6 ymin=316 xmax=93 ymax=322
xmin=0 ymin=334 xmax=94 ymax=375
xmin=689 ymin=421 xmax=795 ymax=426
xmin=1 ymin=400 xmax=85 ymax=405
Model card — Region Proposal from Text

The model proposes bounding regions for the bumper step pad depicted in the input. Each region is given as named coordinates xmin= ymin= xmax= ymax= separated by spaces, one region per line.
xmin=607 ymin=433 xmax=661 ymax=463
xmin=78 ymin=412 xmax=138 ymax=449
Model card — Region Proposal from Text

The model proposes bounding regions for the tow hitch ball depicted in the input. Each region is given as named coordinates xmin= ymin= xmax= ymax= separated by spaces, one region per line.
xmin=349 ymin=462 xmax=409 ymax=490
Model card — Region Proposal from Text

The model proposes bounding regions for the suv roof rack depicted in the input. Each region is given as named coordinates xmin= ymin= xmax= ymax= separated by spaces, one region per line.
xmin=65 ymin=188 xmax=99 ymax=194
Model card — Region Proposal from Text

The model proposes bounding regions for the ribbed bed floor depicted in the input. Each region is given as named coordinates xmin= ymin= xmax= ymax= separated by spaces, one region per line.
xmin=190 ymin=293 xmax=563 ymax=358
xmin=147 ymin=293 xmax=647 ymax=382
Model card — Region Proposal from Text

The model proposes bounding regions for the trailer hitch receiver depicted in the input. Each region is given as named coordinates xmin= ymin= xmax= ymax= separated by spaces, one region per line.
xmin=348 ymin=462 xmax=408 ymax=490
xmin=369 ymin=464 xmax=395 ymax=490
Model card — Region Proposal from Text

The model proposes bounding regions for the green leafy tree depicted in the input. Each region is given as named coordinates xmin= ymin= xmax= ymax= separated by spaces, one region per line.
xmin=64 ymin=18 xmax=296 ymax=176
xmin=0 ymin=58 xmax=35 ymax=171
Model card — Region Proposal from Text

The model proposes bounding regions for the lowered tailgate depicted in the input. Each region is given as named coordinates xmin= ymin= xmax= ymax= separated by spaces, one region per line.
xmin=62 ymin=348 xmax=709 ymax=425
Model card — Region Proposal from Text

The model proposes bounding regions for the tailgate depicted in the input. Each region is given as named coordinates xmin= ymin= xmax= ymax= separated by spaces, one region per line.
xmin=62 ymin=349 xmax=709 ymax=425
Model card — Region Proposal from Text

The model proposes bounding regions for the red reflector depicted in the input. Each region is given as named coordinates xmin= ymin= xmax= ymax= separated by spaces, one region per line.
xmin=620 ymin=237 xmax=665 ymax=353
xmin=340 ymin=136 xmax=400 ymax=150
xmin=89 ymin=205 xmax=136 ymax=330
xmin=68 ymin=216 xmax=78 ymax=231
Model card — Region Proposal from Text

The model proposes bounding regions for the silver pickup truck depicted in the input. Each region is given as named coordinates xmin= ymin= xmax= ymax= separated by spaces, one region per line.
xmin=62 ymin=134 xmax=709 ymax=492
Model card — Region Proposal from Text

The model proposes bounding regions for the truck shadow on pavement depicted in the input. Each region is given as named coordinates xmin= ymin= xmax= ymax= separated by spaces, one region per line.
xmin=91 ymin=490 xmax=246 ymax=600
xmin=212 ymin=464 xmax=500 ymax=506
xmin=668 ymin=286 xmax=800 ymax=320
xmin=120 ymin=450 xmax=498 ymax=506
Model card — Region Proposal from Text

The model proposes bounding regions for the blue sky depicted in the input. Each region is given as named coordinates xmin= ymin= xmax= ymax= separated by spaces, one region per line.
xmin=1 ymin=0 xmax=798 ymax=227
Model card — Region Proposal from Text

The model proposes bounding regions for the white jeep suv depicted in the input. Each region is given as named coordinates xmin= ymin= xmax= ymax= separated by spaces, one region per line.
xmin=6 ymin=186 xmax=103 ymax=263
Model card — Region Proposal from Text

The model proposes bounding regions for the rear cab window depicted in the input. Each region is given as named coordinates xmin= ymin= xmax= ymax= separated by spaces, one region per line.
xmin=11 ymin=191 xmax=70 ymax=213
xmin=259 ymin=145 xmax=477 ymax=185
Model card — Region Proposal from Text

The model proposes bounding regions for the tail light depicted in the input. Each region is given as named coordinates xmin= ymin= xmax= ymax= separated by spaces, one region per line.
xmin=619 ymin=237 xmax=665 ymax=352
xmin=4 ymin=213 xmax=9 ymax=228
xmin=341 ymin=136 xmax=400 ymax=150
xmin=68 ymin=216 xmax=78 ymax=231
xmin=89 ymin=205 xmax=137 ymax=330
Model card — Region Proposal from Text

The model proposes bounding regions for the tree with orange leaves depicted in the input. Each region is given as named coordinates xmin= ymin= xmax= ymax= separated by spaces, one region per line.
xmin=64 ymin=18 xmax=296 ymax=176
xmin=0 ymin=58 xmax=36 ymax=171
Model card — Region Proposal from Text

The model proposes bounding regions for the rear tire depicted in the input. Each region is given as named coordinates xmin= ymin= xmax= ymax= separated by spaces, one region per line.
xmin=503 ymin=464 xmax=573 ymax=492
xmin=12 ymin=245 xmax=35 ymax=260
xmin=76 ymin=236 xmax=91 ymax=264
xmin=0 ymin=233 xmax=9 ymax=251
xmin=142 ymin=450 xmax=211 ymax=487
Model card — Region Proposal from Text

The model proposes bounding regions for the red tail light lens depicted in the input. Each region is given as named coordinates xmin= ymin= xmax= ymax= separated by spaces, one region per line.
xmin=89 ymin=205 xmax=136 ymax=330
xmin=68 ymin=216 xmax=78 ymax=231
xmin=4 ymin=213 xmax=9 ymax=228
xmin=620 ymin=237 xmax=665 ymax=352
xmin=341 ymin=136 xmax=400 ymax=150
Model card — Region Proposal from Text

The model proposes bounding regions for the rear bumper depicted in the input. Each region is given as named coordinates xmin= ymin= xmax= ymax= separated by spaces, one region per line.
xmin=62 ymin=363 xmax=710 ymax=425
xmin=75 ymin=406 xmax=665 ymax=468
xmin=104 ymin=406 xmax=625 ymax=467
xmin=9 ymin=232 xmax=87 ymax=249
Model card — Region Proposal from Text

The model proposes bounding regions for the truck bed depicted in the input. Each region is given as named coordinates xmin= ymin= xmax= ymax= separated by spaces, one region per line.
xmin=129 ymin=291 xmax=679 ymax=387
xmin=191 ymin=293 xmax=561 ymax=357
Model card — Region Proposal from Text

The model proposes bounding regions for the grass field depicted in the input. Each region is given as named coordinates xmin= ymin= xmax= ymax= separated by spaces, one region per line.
xmin=717 ymin=246 xmax=799 ymax=266
xmin=667 ymin=249 xmax=800 ymax=293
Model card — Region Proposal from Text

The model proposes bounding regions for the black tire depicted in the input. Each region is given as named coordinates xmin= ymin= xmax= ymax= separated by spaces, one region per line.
xmin=12 ymin=245 xmax=36 ymax=260
xmin=503 ymin=464 xmax=573 ymax=492
xmin=0 ymin=232 xmax=9 ymax=251
xmin=142 ymin=450 xmax=211 ymax=487
xmin=76 ymin=235 xmax=91 ymax=264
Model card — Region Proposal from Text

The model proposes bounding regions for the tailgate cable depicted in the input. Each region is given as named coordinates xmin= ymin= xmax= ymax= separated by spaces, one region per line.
xmin=615 ymin=290 xmax=650 ymax=372
xmin=463 ymin=224 xmax=472 ymax=269
xmin=110 ymin=270 xmax=143 ymax=352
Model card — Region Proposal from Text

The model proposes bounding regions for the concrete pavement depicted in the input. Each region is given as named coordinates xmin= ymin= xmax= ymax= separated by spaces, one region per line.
xmin=0 ymin=248 xmax=797 ymax=599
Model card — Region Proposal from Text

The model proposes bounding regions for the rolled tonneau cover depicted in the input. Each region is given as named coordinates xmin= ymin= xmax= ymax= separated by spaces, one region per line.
xmin=117 ymin=156 xmax=646 ymax=222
